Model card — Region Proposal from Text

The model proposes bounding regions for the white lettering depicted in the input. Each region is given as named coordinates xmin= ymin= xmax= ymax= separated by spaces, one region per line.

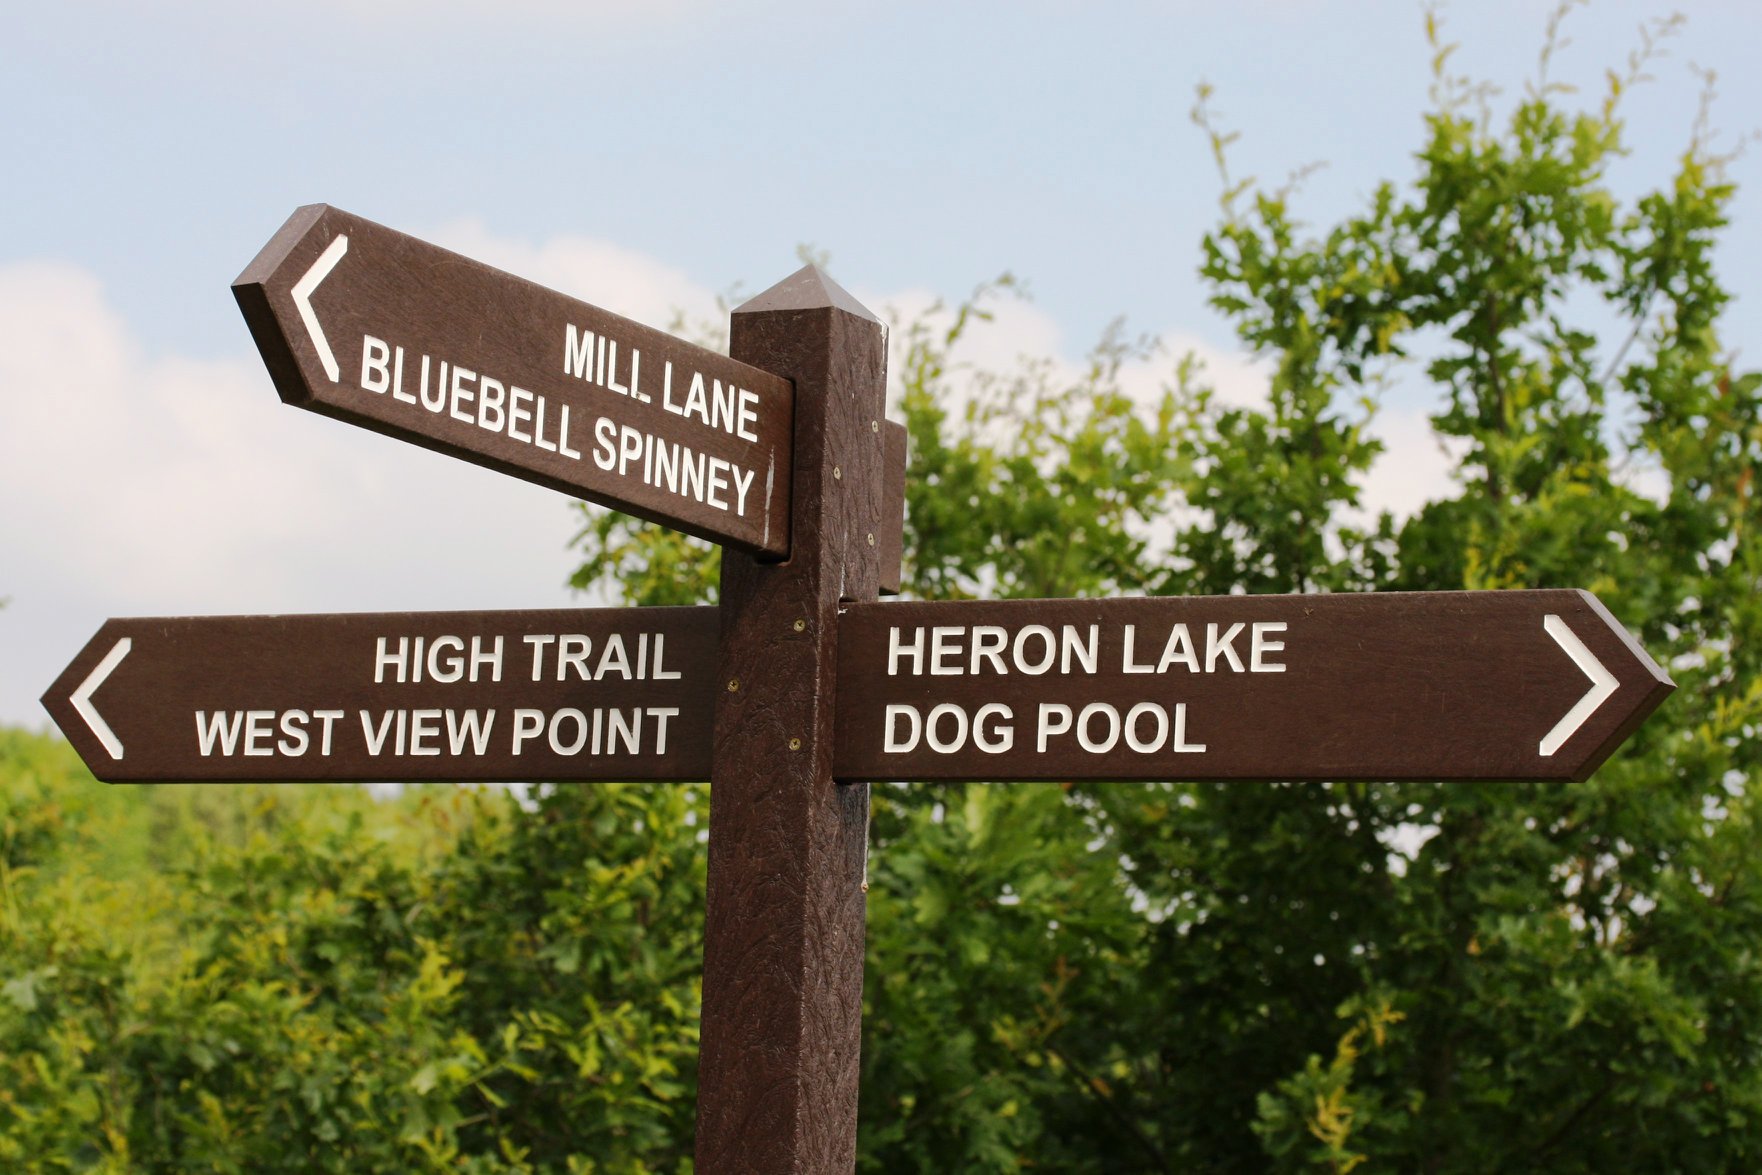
xmin=558 ymin=405 xmax=581 ymax=460
xmin=549 ymin=708 xmax=589 ymax=755
xmin=375 ymin=636 xmax=409 ymax=684
xmin=360 ymin=336 xmax=390 ymax=392
xmin=974 ymin=703 xmax=1014 ymax=753
xmin=449 ymin=366 xmax=476 ymax=424
xmin=607 ymin=708 xmax=640 ymax=755
xmin=361 ymin=709 xmax=396 ymax=756
xmin=566 ymin=324 xmax=593 ymax=379
xmin=705 ymin=457 xmax=730 ymax=511
xmin=884 ymin=704 xmax=921 ymax=753
xmin=1157 ymin=624 xmax=1200 ymax=673
xmin=558 ymin=634 xmax=593 ymax=681
xmin=420 ymin=356 xmax=446 ymax=412
xmin=736 ymin=388 xmax=760 ymax=442
xmin=592 ymin=416 xmax=616 ymax=470
xmin=1124 ymin=702 xmax=1167 ymax=752
xmin=1061 ymin=625 xmax=1099 ymax=675
xmin=477 ymin=376 xmax=506 ymax=433
xmin=926 ymin=703 xmax=969 ymax=753
xmin=512 ymin=708 xmax=545 ymax=754
xmin=195 ymin=710 xmax=245 ymax=757
xmin=314 ymin=710 xmax=343 ymax=755
xmin=1014 ymin=626 xmax=1057 ymax=675
xmin=1037 ymin=703 xmax=1073 ymax=752
xmin=408 ymin=709 xmax=442 ymax=756
xmin=1122 ymin=624 xmax=1154 ymax=674
xmin=243 ymin=710 xmax=275 ymax=757
xmin=650 ymin=707 xmax=676 ymax=754
xmin=427 ymin=635 xmax=465 ymax=683
xmin=524 ymin=634 xmax=555 ymax=681
xmin=1206 ymin=622 xmax=1246 ymax=673
xmin=652 ymin=633 xmax=681 ymax=680
xmin=596 ymin=634 xmax=632 ymax=680
xmin=888 ymin=626 xmax=926 ymax=676
xmin=1171 ymin=703 xmax=1206 ymax=752
xmin=277 ymin=710 xmax=310 ymax=757
xmin=535 ymin=396 xmax=558 ymax=453
xmin=1077 ymin=702 xmax=1120 ymax=753
xmin=732 ymin=465 xmax=755 ymax=516
xmin=470 ymin=636 xmax=503 ymax=683
xmin=931 ymin=626 xmax=963 ymax=675
xmin=510 ymin=386 xmax=535 ymax=442
xmin=1251 ymin=622 xmax=1287 ymax=672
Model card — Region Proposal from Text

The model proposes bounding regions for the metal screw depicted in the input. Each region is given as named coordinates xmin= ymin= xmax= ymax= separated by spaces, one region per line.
xmin=871 ymin=420 xmax=880 ymax=433
xmin=792 ymin=619 xmax=806 ymax=633
xmin=727 ymin=678 xmax=740 ymax=692
xmin=788 ymin=737 xmax=803 ymax=751
xmin=833 ymin=466 xmax=842 ymax=480
xmin=866 ymin=533 xmax=875 ymax=546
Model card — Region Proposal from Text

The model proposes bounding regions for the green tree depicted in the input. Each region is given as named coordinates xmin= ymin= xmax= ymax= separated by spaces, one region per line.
xmin=1183 ymin=10 xmax=1762 ymax=1167
xmin=575 ymin=6 xmax=1762 ymax=1167
xmin=1 ymin=727 xmax=709 ymax=1173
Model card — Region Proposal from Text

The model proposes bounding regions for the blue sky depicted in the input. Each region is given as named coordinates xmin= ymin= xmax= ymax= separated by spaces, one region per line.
xmin=5 ymin=0 xmax=1759 ymax=727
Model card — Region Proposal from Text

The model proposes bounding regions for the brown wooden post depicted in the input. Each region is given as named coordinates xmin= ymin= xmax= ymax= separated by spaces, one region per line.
xmin=695 ymin=267 xmax=888 ymax=1171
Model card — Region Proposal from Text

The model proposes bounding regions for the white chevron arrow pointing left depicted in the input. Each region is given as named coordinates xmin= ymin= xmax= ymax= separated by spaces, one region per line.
xmin=1540 ymin=614 xmax=1619 ymax=757
xmin=291 ymin=233 xmax=348 ymax=382
xmin=71 ymin=637 xmax=131 ymax=761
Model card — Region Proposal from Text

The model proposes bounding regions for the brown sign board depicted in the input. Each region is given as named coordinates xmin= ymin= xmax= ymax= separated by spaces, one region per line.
xmin=43 ymin=607 xmax=719 ymax=783
xmin=234 ymin=205 xmax=795 ymax=556
xmin=832 ymin=589 xmax=1673 ymax=783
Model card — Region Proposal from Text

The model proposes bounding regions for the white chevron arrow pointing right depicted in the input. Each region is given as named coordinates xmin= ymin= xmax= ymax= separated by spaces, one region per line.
xmin=1540 ymin=614 xmax=1619 ymax=757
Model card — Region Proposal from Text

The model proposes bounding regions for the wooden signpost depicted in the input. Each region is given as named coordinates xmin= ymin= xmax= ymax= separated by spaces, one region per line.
xmin=44 ymin=206 xmax=1675 ymax=1172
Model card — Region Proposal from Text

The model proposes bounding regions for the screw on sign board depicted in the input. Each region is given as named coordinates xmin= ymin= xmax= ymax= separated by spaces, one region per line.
xmin=234 ymin=205 xmax=796 ymax=556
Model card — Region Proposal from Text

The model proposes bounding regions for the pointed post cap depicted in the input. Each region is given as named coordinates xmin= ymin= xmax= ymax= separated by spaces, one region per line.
xmin=734 ymin=264 xmax=880 ymax=323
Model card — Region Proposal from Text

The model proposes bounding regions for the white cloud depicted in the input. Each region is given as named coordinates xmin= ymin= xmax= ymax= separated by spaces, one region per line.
xmin=867 ymin=284 xmax=1273 ymax=422
xmin=430 ymin=219 xmax=724 ymax=342
xmin=867 ymin=285 xmax=1073 ymax=394
xmin=0 ymin=260 xmax=569 ymax=609
xmin=1127 ymin=330 xmax=1272 ymax=412
xmin=1359 ymin=405 xmax=1464 ymax=521
xmin=0 ymin=256 xmax=614 ymax=728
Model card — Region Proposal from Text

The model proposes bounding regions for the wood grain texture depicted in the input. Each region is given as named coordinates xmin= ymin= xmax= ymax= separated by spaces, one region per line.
xmin=695 ymin=267 xmax=887 ymax=1173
